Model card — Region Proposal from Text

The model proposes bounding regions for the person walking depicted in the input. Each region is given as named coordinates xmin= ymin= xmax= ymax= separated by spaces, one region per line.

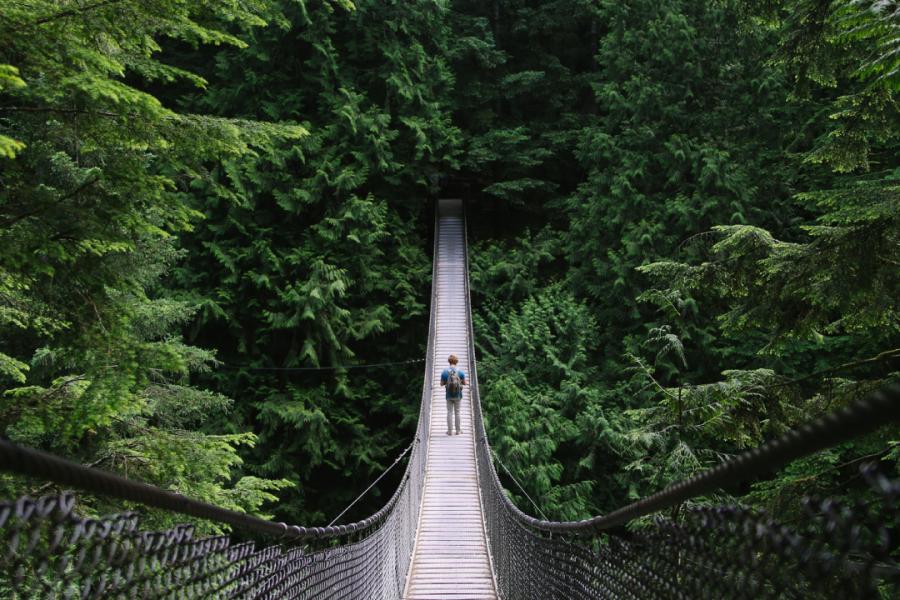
xmin=440 ymin=354 xmax=466 ymax=435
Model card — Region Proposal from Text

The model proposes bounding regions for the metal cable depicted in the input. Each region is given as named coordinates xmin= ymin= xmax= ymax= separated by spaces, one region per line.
xmin=513 ymin=381 xmax=900 ymax=534
xmin=0 ymin=434 xmax=421 ymax=542
xmin=222 ymin=358 xmax=426 ymax=372
xmin=490 ymin=447 xmax=551 ymax=522
xmin=0 ymin=438 xmax=294 ymax=538
xmin=328 ymin=441 xmax=414 ymax=527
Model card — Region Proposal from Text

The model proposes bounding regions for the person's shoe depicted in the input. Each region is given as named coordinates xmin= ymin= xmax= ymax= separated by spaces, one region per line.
xmin=447 ymin=430 xmax=452 ymax=436
xmin=456 ymin=430 xmax=461 ymax=435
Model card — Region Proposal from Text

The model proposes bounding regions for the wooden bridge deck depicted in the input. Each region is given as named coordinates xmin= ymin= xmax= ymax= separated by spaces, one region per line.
xmin=403 ymin=200 xmax=498 ymax=600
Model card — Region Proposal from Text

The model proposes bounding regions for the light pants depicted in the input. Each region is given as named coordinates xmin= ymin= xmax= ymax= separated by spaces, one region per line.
xmin=446 ymin=398 xmax=461 ymax=433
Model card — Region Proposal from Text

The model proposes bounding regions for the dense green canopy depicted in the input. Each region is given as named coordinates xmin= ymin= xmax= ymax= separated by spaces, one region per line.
xmin=1 ymin=0 xmax=897 ymax=530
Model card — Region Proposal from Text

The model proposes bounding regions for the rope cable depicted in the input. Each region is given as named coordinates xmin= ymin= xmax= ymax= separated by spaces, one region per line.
xmin=501 ymin=381 xmax=900 ymax=534
xmin=0 ymin=436 xmax=413 ymax=541
xmin=0 ymin=438 xmax=292 ymax=538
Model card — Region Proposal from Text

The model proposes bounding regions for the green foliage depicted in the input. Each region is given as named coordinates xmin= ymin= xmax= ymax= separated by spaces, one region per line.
xmin=841 ymin=1 xmax=900 ymax=90
xmin=748 ymin=0 xmax=900 ymax=172
xmin=623 ymin=364 xmax=795 ymax=486
xmin=640 ymin=183 xmax=899 ymax=346
xmin=0 ymin=65 xmax=26 ymax=158
xmin=163 ymin=0 xmax=460 ymax=523
xmin=624 ymin=0 xmax=900 ymax=510
xmin=566 ymin=0 xmax=797 ymax=334
xmin=0 ymin=0 xmax=297 ymax=526
xmin=468 ymin=0 xmax=898 ymax=522
xmin=0 ymin=0 xmax=896 ymax=538
xmin=478 ymin=285 xmax=600 ymax=519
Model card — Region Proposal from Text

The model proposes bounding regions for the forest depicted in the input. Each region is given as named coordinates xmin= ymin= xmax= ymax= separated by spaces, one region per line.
xmin=0 ymin=0 xmax=898 ymax=536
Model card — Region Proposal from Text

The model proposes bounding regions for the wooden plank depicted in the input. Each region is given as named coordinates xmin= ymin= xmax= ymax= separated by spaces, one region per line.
xmin=403 ymin=200 xmax=497 ymax=600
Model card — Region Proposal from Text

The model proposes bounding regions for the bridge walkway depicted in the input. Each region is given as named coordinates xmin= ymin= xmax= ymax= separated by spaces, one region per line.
xmin=403 ymin=199 xmax=498 ymax=600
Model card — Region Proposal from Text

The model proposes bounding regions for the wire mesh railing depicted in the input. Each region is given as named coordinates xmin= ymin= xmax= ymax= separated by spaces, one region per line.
xmin=1 ymin=489 xmax=398 ymax=599
xmin=2 ymin=199 xmax=899 ymax=599
xmin=472 ymin=393 xmax=899 ymax=599
xmin=1 ymin=339 xmax=429 ymax=599
xmin=1 ymin=369 xmax=429 ymax=598
xmin=0 ymin=212 xmax=442 ymax=600
xmin=461 ymin=205 xmax=900 ymax=599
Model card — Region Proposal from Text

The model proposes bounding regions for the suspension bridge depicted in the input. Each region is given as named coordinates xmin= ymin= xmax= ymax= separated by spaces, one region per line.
xmin=0 ymin=199 xmax=898 ymax=599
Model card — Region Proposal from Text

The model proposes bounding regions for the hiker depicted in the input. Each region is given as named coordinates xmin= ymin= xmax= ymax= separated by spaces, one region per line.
xmin=440 ymin=354 xmax=466 ymax=435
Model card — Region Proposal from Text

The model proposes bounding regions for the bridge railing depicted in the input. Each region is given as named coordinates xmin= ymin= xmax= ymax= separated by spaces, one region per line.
xmin=2 ymin=200 xmax=899 ymax=599
xmin=461 ymin=205 xmax=900 ymax=599
xmin=0 ymin=213 xmax=441 ymax=600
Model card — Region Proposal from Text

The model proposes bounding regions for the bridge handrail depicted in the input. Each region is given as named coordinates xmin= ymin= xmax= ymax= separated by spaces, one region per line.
xmin=0 ymin=207 xmax=441 ymax=545
xmin=0 ymin=203 xmax=445 ymax=597
xmin=461 ymin=200 xmax=900 ymax=536
xmin=3 ymin=199 xmax=898 ymax=599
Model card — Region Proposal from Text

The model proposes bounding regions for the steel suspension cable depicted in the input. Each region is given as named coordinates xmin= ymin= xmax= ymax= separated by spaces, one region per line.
xmin=489 ymin=447 xmax=551 ymax=522
xmin=0 ymin=438 xmax=305 ymax=539
xmin=328 ymin=440 xmax=414 ymax=527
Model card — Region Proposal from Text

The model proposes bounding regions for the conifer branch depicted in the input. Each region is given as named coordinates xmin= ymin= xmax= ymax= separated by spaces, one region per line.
xmin=32 ymin=0 xmax=130 ymax=26
xmin=0 ymin=106 xmax=119 ymax=118
xmin=3 ymin=176 xmax=103 ymax=227
xmin=768 ymin=348 xmax=900 ymax=388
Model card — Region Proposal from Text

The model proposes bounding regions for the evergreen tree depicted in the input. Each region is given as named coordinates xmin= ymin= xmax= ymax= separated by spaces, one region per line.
xmin=0 ymin=0 xmax=298 ymax=526
xmin=0 ymin=0 xmax=896 ymax=533
xmin=165 ymin=0 xmax=461 ymax=523
xmin=633 ymin=0 xmax=899 ymax=512
xmin=466 ymin=0 xmax=815 ymax=514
